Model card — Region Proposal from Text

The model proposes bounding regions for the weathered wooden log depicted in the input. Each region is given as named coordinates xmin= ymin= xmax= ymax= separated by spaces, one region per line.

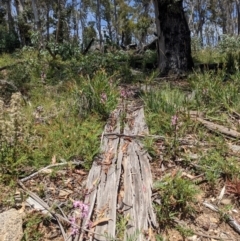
xmin=77 ymin=102 xmax=158 ymax=241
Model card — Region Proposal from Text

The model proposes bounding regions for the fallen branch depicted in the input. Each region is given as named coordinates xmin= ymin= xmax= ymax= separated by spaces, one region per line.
xmin=18 ymin=181 xmax=68 ymax=241
xmin=103 ymin=133 xmax=215 ymax=147
xmin=203 ymin=201 xmax=240 ymax=235
xmin=191 ymin=115 xmax=240 ymax=138
xmin=20 ymin=160 xmax=84 ymax=182
xmin=82 ymin=38 xmax=95 ymax=55
xmin=18 ymin=181 xmax=117 ymax=241
xmin=174 ymin=217 xmax=234 ymax=240
xmin=195 ymin=231 xmax=234 ymax=240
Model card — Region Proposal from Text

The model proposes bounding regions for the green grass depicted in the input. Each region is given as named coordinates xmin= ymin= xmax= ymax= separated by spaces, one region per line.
xmin=154 ymin=171 xmax=199 ymax=227
xmin=0 ymin=64 xmax=120 ymax=184
xmin=141 ymin=63 xmax=240 ymax=236
xmin=2 ymin=47 xmax=240 ymax=240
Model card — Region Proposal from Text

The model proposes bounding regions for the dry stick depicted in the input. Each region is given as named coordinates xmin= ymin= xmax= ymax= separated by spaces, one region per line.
xmin=18 ymin=181 xmax=118 ymax=241
xmin=103 ymin=133 xmax=215 ymax=147
xmin=18 ymin=180 xmax=68 ymax=241
xmin=191 ymin=116 xmax=240 ymax=139
xmin=194 ymin=231 xmax=234 ymax=240
xmin=203 ymin=201 xmax=240 ymax=235
xmin=20 ymin=161 xmax=84 ymax=182
xmin=174 ymin=218 xmax=234 ymax=240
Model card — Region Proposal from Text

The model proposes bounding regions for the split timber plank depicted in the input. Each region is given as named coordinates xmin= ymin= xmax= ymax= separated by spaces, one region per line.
xmin=123 ymin=104 xmax=157 ymax=241
xmin=78 ymin=102 xmax=157 ymax=241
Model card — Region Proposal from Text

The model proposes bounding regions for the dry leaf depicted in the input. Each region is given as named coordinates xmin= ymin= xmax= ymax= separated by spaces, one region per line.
xmin=148 ymin=228 xmax=156 ymax=241
xmin=75 ymin=169 xmax=87 ymax=175
xmin=19 ymin=202 xmax=25 ymax=214
xmin=181 ymin=172 xmax=195 ymax=180
xmin=91 ymin=217 xmax=111 ymax=228
xmin=217 ymin=185 xmax=226 ymax=203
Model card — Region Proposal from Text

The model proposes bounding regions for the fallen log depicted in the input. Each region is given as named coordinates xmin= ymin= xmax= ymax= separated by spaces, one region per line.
xmin=77 ymin=101 xmax=158 ymax=241
xmin=190 ymin=114 xmax=240 ymax=138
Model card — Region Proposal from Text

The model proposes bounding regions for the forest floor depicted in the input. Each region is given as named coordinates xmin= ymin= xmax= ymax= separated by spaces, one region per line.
xmin=1 ymin=78 xmax=240 ymax=241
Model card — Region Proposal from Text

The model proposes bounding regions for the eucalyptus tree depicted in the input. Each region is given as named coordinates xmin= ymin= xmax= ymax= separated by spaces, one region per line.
xmin=153 ymin=0 xmax=194 ymax=75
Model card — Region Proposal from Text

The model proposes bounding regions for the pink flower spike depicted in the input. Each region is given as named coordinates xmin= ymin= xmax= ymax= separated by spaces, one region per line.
xmin=120 ymin=89 xmax=127 ymax=98
xmin=100 ymin=92 xmax=107 ymax=104
xmin=73 ymin=200 xmax=82 ymax=208
xmin=171 ymin=115 xmax=178 ymax=126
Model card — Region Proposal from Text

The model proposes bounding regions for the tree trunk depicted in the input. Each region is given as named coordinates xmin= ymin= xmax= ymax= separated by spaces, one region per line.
xmin=15 ymin=0 xmax=30 ymax=46
xmin=236 ymin=0 xmax=240 ymax=35
xmin=113 ymin=0 xmax=119 ymax=45
xmin=153 ymin=0 xmax=194 ymax=76
xmin=96 ymin=0 xmax=103 ymax=50
xmin=46 ymin=1 xmax=50 ymax=41
xmin=6 ymin=0 xmax=14 ymax=31
xmin=56 ymin=0 xmax=64 ymax=43
xmin=31 ymin=0 xmax=40 ymax=31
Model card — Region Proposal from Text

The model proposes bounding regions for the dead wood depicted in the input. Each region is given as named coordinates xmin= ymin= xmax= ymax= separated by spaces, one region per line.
xmin=83 ymin=38 xmax=95 ymax=55
xmin=191 ymin=115 xmax=240 ymax=138
xmin=203 ymin=201 xmax=240 ymax=235
xmin=78 ymin=103 xmax=157 ymax=241
xmin=20 ymin=160 xmax=84 ymax=182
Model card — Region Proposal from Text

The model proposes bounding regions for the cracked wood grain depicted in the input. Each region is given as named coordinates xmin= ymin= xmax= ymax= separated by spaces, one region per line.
xmin=78 ymin=102 xmax=157 ymax=241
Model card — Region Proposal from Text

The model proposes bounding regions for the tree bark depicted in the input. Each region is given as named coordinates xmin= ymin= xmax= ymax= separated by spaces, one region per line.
xmin=6 ymin=0 xmax=14 ymax=31
xmin=236 ymin=0 xmax=240 ymax=35
xmin=56 ymin=0 xmax=64 ymax=43
xmin=153 ymin=0 xmax=194 ymax=76
xmin=96 ymin=0 xmax=103 ymax=50
xmin=31 ymin=0 xmax=40 ymax=31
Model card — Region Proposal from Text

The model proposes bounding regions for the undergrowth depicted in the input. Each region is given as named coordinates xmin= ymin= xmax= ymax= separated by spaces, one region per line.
xmin=2 ymin=46 xmax=240 ymax=240
xmin=142 ymin=66 xmax=240 ymax=237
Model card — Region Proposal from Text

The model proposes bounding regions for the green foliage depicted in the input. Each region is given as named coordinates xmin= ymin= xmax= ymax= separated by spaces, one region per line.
xmin=175 ymin=225 xmax=194 ymax=238
xmin=142 ymin=50 xmax=157 ymax=70
xmin=198 ymin=150 xmax=240 ymax=185
xmin=143 ymin=137 xmax=158 ymax=158
xmin=0 ymin=26 xmax=20 ymax=54
xmin=46 ymin=39 xmax=82 ymax=61
xmin=83 ymin=22 xmax=97 ymax=49
xmin=0 ymin=80 xmax=106 ymax=184
xmin=154 ymin=172 xmax=198 ymax=227
xmin=189 ymin=72 xmax=240 ymax=112
xmin=143 ymin=84 xmax=187 ymax=115
xmin=22 ymin=213 xmax=46 ymax=241
xmin=192 ymin=47 xmax=222 ymax=64
xmin=46 ymin=51 xmax=132 ymax=83
xmin=218 ymin=34 xmax=240 ymax=54
xmin=74 ymin=70 xmax=119 ymax=119
xmin=142 ymin=84 xmax=188 ymax=135
xmin=216 ymin=34 xmax=240 ymax=73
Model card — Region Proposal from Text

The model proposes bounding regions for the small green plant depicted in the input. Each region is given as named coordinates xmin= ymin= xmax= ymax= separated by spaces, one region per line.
xmin=154 ymin=172 xmax=198 ymax=227
xmin=116 ymin=214 xmax=131 ymax=239
xmin=175 ymin=225 xmax=194 ymax=239
xmin=143 ymin=137 xmax=158 ymax=158
xmin=198 ymin=150 xmax=240 ymax=186
xmin=22 ymin=213 xmax=45 ymax=241
xmin=77 ymin=70 xmax=119 ymax=119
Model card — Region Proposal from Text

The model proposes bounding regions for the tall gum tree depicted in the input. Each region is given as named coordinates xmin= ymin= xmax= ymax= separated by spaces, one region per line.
xmin=153 ymin=0 xmax=194 ymax=75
